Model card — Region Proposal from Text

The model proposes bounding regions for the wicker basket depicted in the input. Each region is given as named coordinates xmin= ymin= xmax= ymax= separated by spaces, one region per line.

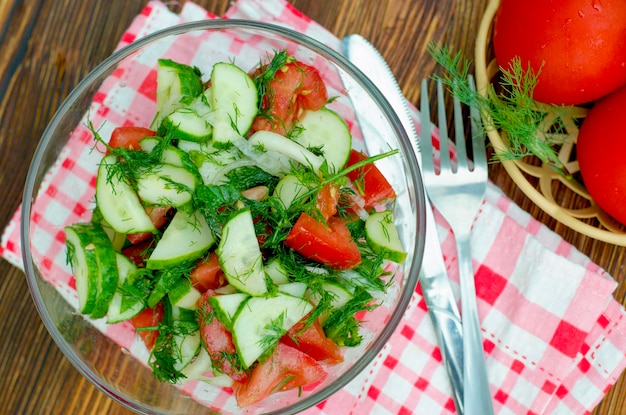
xmin=474 ymin=0 xmax=626 ymax=246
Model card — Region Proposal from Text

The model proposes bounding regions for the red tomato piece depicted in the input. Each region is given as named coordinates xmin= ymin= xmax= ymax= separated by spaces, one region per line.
xmin=233 ymin=343 xmax=327 ymax=408
xmin=122 ymin=239 xmax=154 ymax=267
xmin=197 ymin=293 xmax=248 ymax=383
xmin=493 ymin=0 xmax=626 ymax=105
xmin=126 ymin=206 xmax=172 ymax=245
xmin=252 ymin=61 xmax=327 ymax=135
xmin=316 ymin=183 xmax=340 ymax=221
xmin=281 ymin=318 xmax=343 ymax=365
xmin=108 ymin=126 xmax=156 ymax=151
xmin=577 ymin=84 xmax=626 ymax=226
xmin=131 ymin=302 xmax=164 ymax=350
xmin=285 ymin=213 xmax=361 ymax=270
xmin=345 ymin=149 xmax=396 ymax=211
xmin=190 ymin=252 xmax=227 ymax=292
xmin=294 ymin=62 xmax=327 ymax=112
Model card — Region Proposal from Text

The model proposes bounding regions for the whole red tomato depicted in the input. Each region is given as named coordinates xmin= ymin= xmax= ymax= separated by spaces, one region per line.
xmin=577 ymin=85 xmax=626 ymax=225
xmin=493 ymin=0 xmax=626 ymax=106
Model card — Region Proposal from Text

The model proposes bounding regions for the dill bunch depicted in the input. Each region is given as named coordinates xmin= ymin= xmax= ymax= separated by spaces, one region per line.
xmin=428 ymin=43 xmax=574 ymax=178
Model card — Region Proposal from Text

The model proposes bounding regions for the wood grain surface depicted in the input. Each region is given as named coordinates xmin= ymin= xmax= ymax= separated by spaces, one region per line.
xmin=0 ymin=1 xmax=624 ymax=414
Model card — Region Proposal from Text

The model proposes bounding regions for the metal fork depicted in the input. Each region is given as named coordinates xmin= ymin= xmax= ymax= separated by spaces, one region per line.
xmin=419 ymin=76 xmax=493 ymax=415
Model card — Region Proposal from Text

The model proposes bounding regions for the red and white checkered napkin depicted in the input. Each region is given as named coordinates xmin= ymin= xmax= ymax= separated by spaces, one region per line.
xmin=3 ymin=1 xmax=626 ymax=413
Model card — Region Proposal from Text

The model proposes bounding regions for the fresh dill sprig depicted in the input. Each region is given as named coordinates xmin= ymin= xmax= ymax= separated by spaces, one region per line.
xmin=258 ymin=312 xmax=286 ymax=349
xmin=428 ymin=42 xmax=573 ymax=178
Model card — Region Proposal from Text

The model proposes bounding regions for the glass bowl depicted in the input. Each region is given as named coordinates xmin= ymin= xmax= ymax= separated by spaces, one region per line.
xmin=21 ymin=20 xmax=425 ymax=414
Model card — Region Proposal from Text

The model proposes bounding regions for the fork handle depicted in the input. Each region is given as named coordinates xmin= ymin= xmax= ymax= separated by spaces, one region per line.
xmin=457 ymin=232 xmax=495 ymax=415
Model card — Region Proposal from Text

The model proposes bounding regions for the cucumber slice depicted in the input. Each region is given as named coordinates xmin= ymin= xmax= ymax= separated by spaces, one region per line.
xmin=272 ymin=174 xmax=311 ymax=211
xmin=248 ymin=131 xmax=324 ymax=173
xmin=65 ymin=224 xmax=101 ymax=315
xmin=210 ymin=62 xmax=258 ymax=144
xmin=159 ymin=91 xmax=213 ymax=142
xmin=365 ymin=210 xmax=407 ymax=263
xmin=153 ymin=59 xmax=204 ymax=129
xmin=169 ymin=277 xmax=203 ymax=310
xmin=136 ymin=163 xmax=199 ymax=207
xmin=294 ymin=108 xmax=352 ymax=173
xmin=231 ymin=293 xmax=313 ymax=368
xmin=65 ymin=222 xmax=120 ymax=319
xmin=90 ymin=238 xmax=120 ymax=319
xmin=107 ymin=253 xmax=144 ymax=324
xmin=139 ymin=137 xmax=186 ymax=167
xmin=180 ymin=347 xmax=215 ymax=381
xmin=171 ymin=306 xmax=202 ymax=371
xmin=264 ymin=258 xmax=290 ymax=285
xmin=308 ymin=280 xmax=354 ymax=325
xmin=91 ymin=207 xmax=127 ymax=251
xmin=147 ymin=209 xmax=215 ymax=270
xmin=96 ymin=154 xmax=156 ymax=234
xmin=208 ymin=292 xmax=249 ymax=330
xmin=216 ymin=209 xmax=267 ymax=296
xmin=277 ymin=282 xmax=307 ymax=298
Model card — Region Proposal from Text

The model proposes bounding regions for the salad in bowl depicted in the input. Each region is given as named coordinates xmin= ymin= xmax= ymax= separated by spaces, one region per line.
xmin=22 ymin=20 xmax=425 ymax=414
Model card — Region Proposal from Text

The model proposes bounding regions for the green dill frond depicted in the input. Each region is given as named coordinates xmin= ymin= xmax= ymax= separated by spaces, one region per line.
xmin=427 ymin=42 xmax=573 ymax=177
xmin=323 ymin=287 xmax=377 ymax=347
xmin=258 ymin=312 xmax=286 ymax=349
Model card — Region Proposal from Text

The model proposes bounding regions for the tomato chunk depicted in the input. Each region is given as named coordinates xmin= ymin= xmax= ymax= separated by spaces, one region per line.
xmin=285 ymin=213 xmax=361 ymax=270
xmin=233 ymin=343 xmax=327 ymax=407
xmin=281 ymin=318 xmax=343 ymax=364
xmin=197 ymin=293 xmax=248 ymax=383
xmin=190 ymin=252 xmax=227 ymax=292
xmin=108 ymin=126 xmax=156 ymax=151
xmin=316 ymin=183 xmax=340 ymax=221
xmin=126 ymin=206 xmax=172 ymax=245
xmin=252 ymin=61 xmax=327 ymax=135
xmin=131 ymin=302 xmax=164 ymax=350
xmin=345 ymin=149 xmax=396 ymax=211
xmin=122 ymin=239 xmax=154 ymax=267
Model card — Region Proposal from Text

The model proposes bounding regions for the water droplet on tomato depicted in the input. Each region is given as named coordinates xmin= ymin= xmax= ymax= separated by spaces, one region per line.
xmin=591 ymin=0 xmax=603 ymax=12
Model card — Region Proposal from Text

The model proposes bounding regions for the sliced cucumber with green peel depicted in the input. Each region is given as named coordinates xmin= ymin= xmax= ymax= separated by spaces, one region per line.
xmin=216 ymin=209 xmax=267 ymax=296
xmin=308 ymin=280 xmax=354 ymax=325
xmin=294 ymin=108 xmax=352 ymax=173
xmin=136 ymin=163 xmax=199 ymax=207
xmin=147 ymin=209 xmax=215 ymax=270
xmin=365 ymin=210 xmax=407 ymax=263
xmin=170 ymin=306 xmax=202 ymax=371
xmin=273 ymin=174 xmax=311 ymax=211
xmin=169 ymin=277 xmax=203 ymax=310
xmin=208 ymin=292 xmax=249 ymax=330
xmin=248 ymin=131 xmax=324 ymax=173
xmin=96 ymin=154 xmax=156 ymax=234
xmin=153 ymin=59 xmax=204 ymax=129
xmin=107 ymin=253 xmax=144 ymax=324
xmin=139 ymin=137 xmax=186 ymax=167
xmin=277 ymin=281 xmax=307 ymax=298
xmin=159 ymin=90 xmax=213 ymax=142
xmin=210 ymin=62 xmax=258 ymax=144
xmin=65 ymin=224 xmax=102 ymax=315
xmin=264 ymin=258 xmax=290 ymax=285
xmin=231 ymin=293 xmax=313 ymax=368
xmin=65 ymin=222 xmax=120 ymax=319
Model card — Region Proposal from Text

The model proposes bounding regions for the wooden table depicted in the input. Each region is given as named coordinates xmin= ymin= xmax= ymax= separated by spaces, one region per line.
xmin=0 ymin=1 xmax=624 ymax=414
